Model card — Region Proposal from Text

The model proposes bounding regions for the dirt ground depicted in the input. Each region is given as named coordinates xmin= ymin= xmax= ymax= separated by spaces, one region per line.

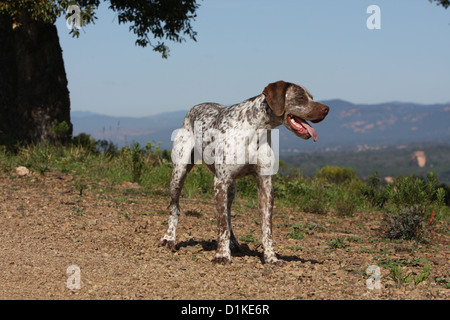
xmin=0 ymin=171 xmax=449 ymax=300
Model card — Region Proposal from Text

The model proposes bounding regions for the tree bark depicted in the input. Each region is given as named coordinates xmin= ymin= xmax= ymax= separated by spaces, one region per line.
xmin=0 ymin=12 xmax=72 ymax=146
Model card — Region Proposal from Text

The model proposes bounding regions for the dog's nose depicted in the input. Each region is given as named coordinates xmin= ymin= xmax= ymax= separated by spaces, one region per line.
xmin=322 ymin=105 xmax=329 ymax=116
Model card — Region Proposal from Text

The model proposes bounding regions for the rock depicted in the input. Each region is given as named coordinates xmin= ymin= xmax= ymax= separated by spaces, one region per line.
xmin=86 ymin=219 xmax=98 ymax=226
xmin=410 ymin=151 xmax=426 ymax=168
xmin=384 ymin=176 xmax=394 ymax=184
xmin=16 ymin=166 xmax=30 ymax=176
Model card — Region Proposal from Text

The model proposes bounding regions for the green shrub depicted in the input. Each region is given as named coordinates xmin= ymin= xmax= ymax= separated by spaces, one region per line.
xmin=334 ymin=191 xmax=357 ymax=217
xmin=300 ymin=182 xmax=328 ymax=214
xmin=288 ymin=223 xmax=306 ymax=240
xmin=72 ymin=133 xmax=98 ymax=153
xmin=389 ymin=264 xmax=431 ymax=287
xmin=386 ymin=173 xmax=445 ymax=213
xmin=363 ymin=171 xmax=389 ymax=209
xmin=315 ymin=166 xmax=356 ymax=184
xmin=51 ymin=120 xmax=70 ymax=142
xmin=382 ymin=173 xmax=446 ymax=241
xmin=327 ymin=237 xmax=349 ymax=250
xmin=382 ymin=205 xmax=428 ymax=241
xmin=131 ymin=142 xmax=144 ymax=183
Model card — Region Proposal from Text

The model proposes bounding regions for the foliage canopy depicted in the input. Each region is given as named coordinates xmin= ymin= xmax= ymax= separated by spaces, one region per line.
xmin=0 ymin=0 xmax=200 ymax=58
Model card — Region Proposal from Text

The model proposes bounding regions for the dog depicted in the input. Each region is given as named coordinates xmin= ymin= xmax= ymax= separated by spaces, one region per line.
xmin=160 ymin=81 xmax=329 ymax=264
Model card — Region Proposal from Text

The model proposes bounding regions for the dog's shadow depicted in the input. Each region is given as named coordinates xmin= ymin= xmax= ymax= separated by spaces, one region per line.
xmin=175 ymin=238 xmax=322 ymax=265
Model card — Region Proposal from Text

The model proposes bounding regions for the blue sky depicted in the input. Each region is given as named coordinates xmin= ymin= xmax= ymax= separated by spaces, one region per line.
xmin=55 ymin=0 xmax=450 ymax=117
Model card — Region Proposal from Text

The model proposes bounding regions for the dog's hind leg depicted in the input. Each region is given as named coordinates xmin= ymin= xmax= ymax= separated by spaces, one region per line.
xmin=160 ymin=162 xmax=193 ymax=250
xmin=160 ymin=127 xmax=195 ymax=250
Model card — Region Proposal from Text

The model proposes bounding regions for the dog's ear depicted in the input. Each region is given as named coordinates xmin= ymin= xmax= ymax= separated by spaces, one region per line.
xmin=263 ymin=81 xmax=290 ymax=117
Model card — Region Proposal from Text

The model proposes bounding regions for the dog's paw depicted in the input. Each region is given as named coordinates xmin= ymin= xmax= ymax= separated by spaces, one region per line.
xmin=212 ymin=256 xmax=232 ymax=265
xmin=265 ymin=256 xmax=286 ymax=266
xmin=160 ymin=239 xmax=176 ymax=251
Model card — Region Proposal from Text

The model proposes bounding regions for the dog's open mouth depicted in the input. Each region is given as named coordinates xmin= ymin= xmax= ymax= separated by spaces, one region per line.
xmin=288 ymin=114 xmax=318 ymax=142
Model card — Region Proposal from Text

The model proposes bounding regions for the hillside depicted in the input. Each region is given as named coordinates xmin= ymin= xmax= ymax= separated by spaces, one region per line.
xmin=281 ymin=143 xmax=450 ymax=185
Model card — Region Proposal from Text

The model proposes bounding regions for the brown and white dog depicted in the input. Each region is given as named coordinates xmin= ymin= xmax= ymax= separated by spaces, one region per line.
xmin=160 ymin=81 xmax=329 ymax=264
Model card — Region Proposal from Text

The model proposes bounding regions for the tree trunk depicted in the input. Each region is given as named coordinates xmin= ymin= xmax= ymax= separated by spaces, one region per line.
xmin=0 ymin=12 xmax=72 ymax=146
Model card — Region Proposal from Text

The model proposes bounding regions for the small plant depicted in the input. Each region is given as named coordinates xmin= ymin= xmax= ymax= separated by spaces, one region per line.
xmin=131 ymin=142 xmax=144 ymax=184
xmin=377 ymin=257 xmax=429 ymax=269
xmin=346 ymin=236 xmax=363 ymax=243
xmin=382 ymin=173 xmax=447 ymax=241
xmin=363 ymin=171 xmax=388 ymax=209
xmin=51 ymin=119 xmax=70 ymax=142
xmin=334 ymin=191 xmax=357 ymax=217
xmin=389 ymin=265 xmax=412 ymax=287
xmin=239 ymin=232 xmax=257 ymax=244
xmin=327 ymin=237 xmax=349 ymax=250
xmin=387 ymin=173 xmax=445 ymax=215
xmin=20 ymin=143 xmax=55 ymax=174
xmin=434 ymin=277 xmax=450 ymax=289
xmin=414 ymin=264 xmax=430 ymax=286
xmin=381 ymin=205 xmax=428 ymax=241
xmin=72 ymin=133 xmax=98 ymax=153
xmin=300 ymin=183 xmax=327 ymax=214
xmin=389 ymin=264 xmax=431 ymax=287
xmin=288 ymin=223 xmax=306 ymax=240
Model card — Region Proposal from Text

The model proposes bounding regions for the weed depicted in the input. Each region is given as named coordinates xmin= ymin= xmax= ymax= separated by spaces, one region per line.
xmin=131 ymin=142 xmax=144 ymax=184
xmin=386 ymin=173 xmax=445 ymax=215
xmin=389 ymin=265 xmax=412 ymax=287
xmin=414 ymin=264 xmax=430 ymax=286
xmin=51 ymin=120 xmax=71 ymax=142
xmin=346 ymin=236 xmax=363 ymax=243
xmin=300 ymin=183 xmax=327 ymax=214
xmin=381 ymin=205 xmax=429 ymax=241
xmin=239 ymin=232 xmax=257 ymax=244
xmin=434 ymin=277 xmax=450 ymax=289
xmin=363 ymin=171 xmax=389 ymax=209
xmin=389 ymin=264 xmax=431 ymax=287
xmin=71 ymin=207 xmax=85 ymax=216
xmin=288 ymin=223 xmax=306 ymax=240
xmin=334 ymin=191 xmax=357 ymax=217
xmin=327 ymin=237 xmax=349 ymax=250
xmin=378 ymin=257 xmax=429 ymax=269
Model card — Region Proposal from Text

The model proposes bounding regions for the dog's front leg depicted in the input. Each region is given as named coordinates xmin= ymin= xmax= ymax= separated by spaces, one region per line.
xmin=257 ymin=175 xmax=281 ymax=265
xmin=212 ymin=175 xmax=233 ymax=265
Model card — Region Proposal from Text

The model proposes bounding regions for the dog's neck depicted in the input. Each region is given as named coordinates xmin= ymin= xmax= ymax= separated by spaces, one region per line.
xmin=232 ymin=94 xmax=283 ymax=130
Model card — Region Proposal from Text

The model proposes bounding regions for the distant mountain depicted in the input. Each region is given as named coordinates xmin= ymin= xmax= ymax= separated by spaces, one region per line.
xmin=71 ymin=100 xmax=450 ymax=153
xmin=71 ymin=110 xmax=187 ymax=150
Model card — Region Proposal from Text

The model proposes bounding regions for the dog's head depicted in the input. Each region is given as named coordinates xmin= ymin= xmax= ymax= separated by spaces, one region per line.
xmin=263 ymin=81 xmax=329 ymax=142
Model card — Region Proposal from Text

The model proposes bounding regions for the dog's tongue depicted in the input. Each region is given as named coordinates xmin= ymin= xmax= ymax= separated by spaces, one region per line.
xmin=301 ymin=120 xmax=318 ymax=142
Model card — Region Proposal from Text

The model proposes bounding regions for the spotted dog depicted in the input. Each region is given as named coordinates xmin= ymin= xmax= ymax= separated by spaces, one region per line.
xmin=160 ymin=81 xmax=330 ymax=264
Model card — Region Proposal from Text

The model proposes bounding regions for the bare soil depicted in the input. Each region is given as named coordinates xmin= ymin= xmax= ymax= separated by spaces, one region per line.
xmin=0 ymin=172 xmax=449 ymax=300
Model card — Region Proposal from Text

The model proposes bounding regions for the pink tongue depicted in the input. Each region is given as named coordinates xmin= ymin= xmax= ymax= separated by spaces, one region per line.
xmin=300 ymin=120 xmax=318 ymax=142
